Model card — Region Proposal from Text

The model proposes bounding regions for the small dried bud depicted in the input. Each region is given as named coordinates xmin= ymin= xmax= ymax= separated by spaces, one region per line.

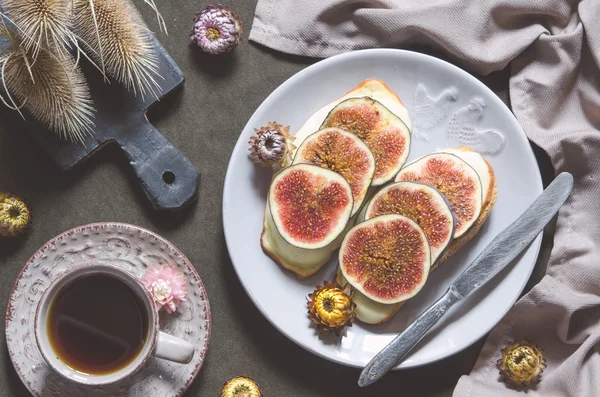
xmin=190 ymin=4 xmax=243 ymax=54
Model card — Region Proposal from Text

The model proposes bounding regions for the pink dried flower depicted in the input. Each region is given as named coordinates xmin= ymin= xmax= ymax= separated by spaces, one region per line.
xmin=141 ymin=265 xmax=188 ymax=313
xmin=190 ymin=4 xmax=243 ymax=55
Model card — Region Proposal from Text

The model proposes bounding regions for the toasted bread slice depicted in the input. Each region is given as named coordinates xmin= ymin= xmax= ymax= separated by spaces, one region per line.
xmin=261 ymin=204 xmax=337 ymax=278
xmin=435 ymin=146 xmax=497 ymax=269
xmin=292 ymin=79 xmax=412 ymax=152
xmin=261 ymin=201 xmax=356 ymax=278
xmin=261 ymin=80 xmax=410 ymax=278
xmin=335 ymin=267 xmax=404 ymax=324
xmin=341 ymin=146 xmax=497 ymax=324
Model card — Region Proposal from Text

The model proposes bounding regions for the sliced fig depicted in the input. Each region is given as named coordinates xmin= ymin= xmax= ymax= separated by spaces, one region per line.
xmin=291 ymin=79 xmax=412 ymax=151
xmin=364 ymin=181 xmax=455 ymax=265
xmin=438 ymin=147 xmax=493 ymax=205
xmin=395 ymin=153 xmax=483 ymax=238
xmin=261 ymin=202 xmax=345 ymax=278
xmin=269 ymin=163 xmax=353 ymax=249
xmin=292 ymin=127 xmax=375 ymax=217
xmin=339 ymin=214 xmax=431 ymax=304
xmin=335 ymin=267 xmax=403 ymax=325
xmin=320 ymin=97 xmax=411 ymax=186
xmin=431 ymin=147 xmax=497 ymax=267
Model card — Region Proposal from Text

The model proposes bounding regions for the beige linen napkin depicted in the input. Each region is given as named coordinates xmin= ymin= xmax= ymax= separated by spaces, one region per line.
xmin=250 ymin=1 xmax=600 ymax=395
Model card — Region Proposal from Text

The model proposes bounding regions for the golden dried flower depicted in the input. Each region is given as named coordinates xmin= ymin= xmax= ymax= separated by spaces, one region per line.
xmin=220 ymin=376 xmax=262 ymax=397
xmin=307 ymin=281 xmax=356 ymax=336
xmin=248 ymin=121 xmax=296 ymax=170
xmin=498 ymin=340 xmax=546 ymax=388
xmin=0 ymin=193 xmax=32 ymax=237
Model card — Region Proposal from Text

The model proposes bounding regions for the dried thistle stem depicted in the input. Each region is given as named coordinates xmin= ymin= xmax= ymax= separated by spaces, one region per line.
xmin=0 ymin=24 xmax=95 ymax=143
xmin=143 ymin=0 xmax=167 ymax=34
xmin=71 ymin=0 xmax=162 ymax=99
xmin=2 ymin=0 xmax=76 ymax=58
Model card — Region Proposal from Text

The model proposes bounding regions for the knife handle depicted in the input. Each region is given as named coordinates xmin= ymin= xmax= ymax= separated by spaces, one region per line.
xmin=358 ymin=286 xmax=462 ymax=387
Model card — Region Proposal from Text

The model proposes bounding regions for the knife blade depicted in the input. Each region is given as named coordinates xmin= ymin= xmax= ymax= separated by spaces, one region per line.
xmin=358 ymin=172 xmax=573 ymax=387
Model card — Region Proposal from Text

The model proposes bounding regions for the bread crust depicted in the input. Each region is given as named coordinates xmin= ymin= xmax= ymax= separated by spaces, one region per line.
xmin=434 ymin=146 xmax=497 ymax=269
xmin=372 ymin=303 xmax=404 ymax=324
xmin=354 ymin=146 xmax=497 ymax=324
xmin=260 ymin=206 xmax=335 ymax=279
xmin=261 ymin=79 xmax=407 ymax=278
xmin=260 ymin=230 xmax=322 ymax=279
xmin=342 ymin=79 xmax=406 ymax=107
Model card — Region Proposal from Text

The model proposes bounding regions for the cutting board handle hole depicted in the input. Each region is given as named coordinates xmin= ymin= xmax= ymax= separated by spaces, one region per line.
xmin=162 ymin=171 xmax=176 ymax=184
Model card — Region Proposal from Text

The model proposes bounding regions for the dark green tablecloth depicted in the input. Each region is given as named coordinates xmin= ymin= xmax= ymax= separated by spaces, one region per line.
xmin=0 ymin=1 xmax=555 ymax=395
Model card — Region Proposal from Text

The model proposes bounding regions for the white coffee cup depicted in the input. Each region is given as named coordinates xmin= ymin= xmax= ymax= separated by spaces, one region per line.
xmin=34 ymin=263 xmax=195 ymax=386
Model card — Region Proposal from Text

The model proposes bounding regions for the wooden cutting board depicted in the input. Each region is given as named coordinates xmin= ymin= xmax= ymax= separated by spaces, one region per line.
xmin=0 ymin=34 xmax=200 ymax=211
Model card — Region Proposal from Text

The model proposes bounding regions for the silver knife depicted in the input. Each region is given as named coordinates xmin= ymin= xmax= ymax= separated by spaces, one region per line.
xmin=358 ymin=172 xmax=573 ymax=387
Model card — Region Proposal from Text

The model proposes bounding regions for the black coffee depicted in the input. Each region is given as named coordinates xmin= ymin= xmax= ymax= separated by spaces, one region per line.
xmin=47 ymin=274 xmax=148 ymax=375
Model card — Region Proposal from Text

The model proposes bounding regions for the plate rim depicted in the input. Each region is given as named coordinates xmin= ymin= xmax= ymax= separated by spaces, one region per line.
xmin=4 ymin=221 xmax=212 ymax=396
xmin=223 ymin=48 xmax=543 ymax=369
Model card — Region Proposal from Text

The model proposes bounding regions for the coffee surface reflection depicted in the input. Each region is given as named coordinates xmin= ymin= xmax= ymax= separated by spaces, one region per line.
xmin=47 ymin=274 xmax=148 ymax=375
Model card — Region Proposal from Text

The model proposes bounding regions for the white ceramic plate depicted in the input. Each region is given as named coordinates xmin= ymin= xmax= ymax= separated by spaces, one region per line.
xmin=223 ymin=49 xmax=542 ymax=369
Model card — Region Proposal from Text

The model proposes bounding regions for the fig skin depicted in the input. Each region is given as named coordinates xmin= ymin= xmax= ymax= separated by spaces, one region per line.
xmin=396 ymin=152 xmax=483 ymax=238
xmin=335 ymin=267 xmax=403 ymax=324
xmin=269 ymin=164 xmax=353 ymax=249
xmin=364 ymin=181 xmax=456 ymax=266
xmin=264 ymin=79 xmax=414 ymax=279
xmin=261 ymin=164 xmax=354 ymax=278
xmin=291 ymin=79 xmax=412 ymax=155
xmin=292 ymin=127 xmax=375 ymax=217
xmin=435 ymin=147 xmax=497 ymax=269
xmin=339 ymin=214 xmax=431 ymax=304
xmin=321 ymin=96 xmax=411 ymax=186
xmin=337 ymin=147 xmax=497 ymax=323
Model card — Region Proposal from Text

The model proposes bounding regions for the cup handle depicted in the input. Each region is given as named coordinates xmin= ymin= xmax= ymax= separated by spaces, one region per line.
xmin=153 ymin=331 xmax=195 ymax=364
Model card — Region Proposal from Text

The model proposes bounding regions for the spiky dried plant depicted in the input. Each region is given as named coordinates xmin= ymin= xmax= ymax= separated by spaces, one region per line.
xmin=2 ymin=0 xmax=76 ymax=58
xmin=0 ymin=24 xmax=95 ymax=143
xmin=71 ymin=0 xmax=162 ymax=100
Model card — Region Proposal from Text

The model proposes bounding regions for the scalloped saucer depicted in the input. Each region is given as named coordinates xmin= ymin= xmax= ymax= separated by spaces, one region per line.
xmin=5 ymin=222 xmax=211 ymax=397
